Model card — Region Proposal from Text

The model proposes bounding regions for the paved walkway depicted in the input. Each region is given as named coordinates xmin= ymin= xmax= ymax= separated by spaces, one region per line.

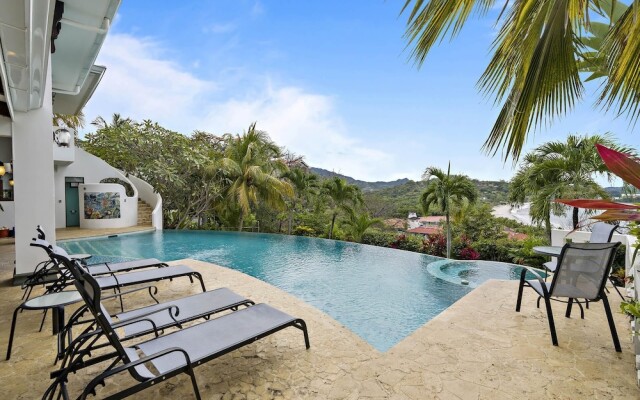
xmin=0 ymin=247 xmax=638 ymax=398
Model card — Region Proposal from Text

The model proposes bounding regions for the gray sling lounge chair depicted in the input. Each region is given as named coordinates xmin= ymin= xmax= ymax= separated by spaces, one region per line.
xmin=516 ymin=242 xmax=621 ymax=351
xmin=31 ymin=239 xmax=206 ymax=293
xmin=45 ymin=248 xmax=310 ymax=400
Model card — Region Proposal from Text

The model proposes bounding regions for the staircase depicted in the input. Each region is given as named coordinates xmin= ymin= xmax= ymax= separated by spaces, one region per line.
xmin=137 ymin=199 xmax=153 ymax=226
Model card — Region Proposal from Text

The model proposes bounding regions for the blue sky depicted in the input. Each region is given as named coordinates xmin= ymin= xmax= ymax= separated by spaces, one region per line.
xmin=83 ymin=0 xmax=639 ymax=183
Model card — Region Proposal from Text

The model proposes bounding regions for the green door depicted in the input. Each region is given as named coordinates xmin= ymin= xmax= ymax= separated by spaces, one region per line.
xmin=65 ymin=182 xmax=80 ymax=227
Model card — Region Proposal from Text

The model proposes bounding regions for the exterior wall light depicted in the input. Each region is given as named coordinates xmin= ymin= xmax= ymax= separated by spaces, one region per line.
xmin=9 ymin=178 xmax=14 ymax=186
xmin=54 ymin=128 xmax=72 ymax=147
xmin=0 ymin=163 xmax=5 ymax=176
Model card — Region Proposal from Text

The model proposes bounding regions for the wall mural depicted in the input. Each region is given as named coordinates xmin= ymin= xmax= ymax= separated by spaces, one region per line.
xmin=84 ymin=192 xmax=121 ymax=219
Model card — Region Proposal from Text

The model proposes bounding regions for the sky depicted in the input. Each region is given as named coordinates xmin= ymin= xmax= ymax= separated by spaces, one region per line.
xmin=82 ymin=0 xmax=640 ymax=184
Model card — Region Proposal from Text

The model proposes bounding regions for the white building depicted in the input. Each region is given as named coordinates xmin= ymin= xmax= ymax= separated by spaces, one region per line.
xmin=0 ymin=0 xmax=160 ymax=278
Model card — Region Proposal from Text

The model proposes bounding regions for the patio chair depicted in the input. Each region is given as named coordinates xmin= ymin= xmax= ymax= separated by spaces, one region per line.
xmin=542 ymin=222 xmax=618 ymax=273
xmin=542 ymin=223 xmax=624 ymax=299
xmin=45 ymin=247 xmax=310 ymax=400
xmin=516 ymin=242 xmax=622 ymax=351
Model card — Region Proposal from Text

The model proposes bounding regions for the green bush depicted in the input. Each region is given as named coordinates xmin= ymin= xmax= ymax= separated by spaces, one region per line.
xmin=361 ymin=230 xmax=396 ymax=247
xmin=100 ymin=177 xmax=135 ymax=197
xmin=293 ymin=225 xmax=316 ymax=236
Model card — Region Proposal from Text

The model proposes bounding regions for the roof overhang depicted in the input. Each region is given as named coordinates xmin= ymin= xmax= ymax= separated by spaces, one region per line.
xmin=52 ymin=64 xmax=104 ymax=114
xmin=0 ymin=0 xmax=120 ymax=118
xmin=51 ymin=0 xmax=120 ymax=96
xmin=0 ymin=0 xmax=56 ymax=114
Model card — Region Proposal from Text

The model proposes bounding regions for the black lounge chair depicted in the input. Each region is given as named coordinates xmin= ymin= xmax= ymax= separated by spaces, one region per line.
xmin=516 ymin=242 xmax=622 ymax=351
xmin=45 ymin=247 xmax=310 ymax=400
xmin=32 ymin=239 xmax=205 ymax=290
xmin=30 ymin=240 xmax=207 ymax=312
xmin=47 ymin=285 xmax=255 ymax=379
xmin=22 ymin=242 xmax=167 ymax=302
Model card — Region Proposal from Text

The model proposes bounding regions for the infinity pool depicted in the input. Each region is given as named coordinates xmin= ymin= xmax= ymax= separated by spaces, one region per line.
xmin=60 ymin=231 xmax=534 ymax=351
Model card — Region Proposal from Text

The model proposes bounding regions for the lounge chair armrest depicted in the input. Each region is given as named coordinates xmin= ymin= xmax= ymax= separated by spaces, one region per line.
xmin=101 ymin=285 xmax=159 ymax=300
xmin=111 ymin=317 xmax=160 ymax=337
xmin=80 ymin=347 xmax=192 ymax=399
xmin=116 ymin=305 xmax=182 ymax=329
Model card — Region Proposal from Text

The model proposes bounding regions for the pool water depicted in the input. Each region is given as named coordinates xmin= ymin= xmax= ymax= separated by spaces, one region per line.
xmin=60 ymin=231 xmax=534 ymax=351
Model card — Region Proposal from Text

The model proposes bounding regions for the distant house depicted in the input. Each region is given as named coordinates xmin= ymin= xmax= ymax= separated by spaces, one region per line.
xmin=406 ymin=226 xmax=442 ymax=237
xmin=407 ymin=214 xmax=446 ymax=230
xmin=384 ymin=218 xmax=406 ymax=231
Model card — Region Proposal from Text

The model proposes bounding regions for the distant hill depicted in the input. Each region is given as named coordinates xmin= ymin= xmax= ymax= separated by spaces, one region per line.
xmin=361 ymin=179 xmax=511 ymax=218
xmin=310 ymin=167 xmax=410 ymax=192
xmin=604 ymin=186 xmax=622 ymax=197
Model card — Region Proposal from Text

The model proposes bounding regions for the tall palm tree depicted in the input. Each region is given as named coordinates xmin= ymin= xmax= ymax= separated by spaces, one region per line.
xmin=509 ymin=153 xmax=565 ymax=240
xmin=323 ymin=177 xmax=362 ymax=239
xmin=421 ymin=164 xmax=478 ymax=258
xmin=401 ymin=0 xmax=640 ymax=160
xmin=283 ymin=168 xmax=319 ymax=234
xmin=216 ymin=123 xmax=293 ymax=231
xmin=510 ymin=134 xmax=633 ymax=235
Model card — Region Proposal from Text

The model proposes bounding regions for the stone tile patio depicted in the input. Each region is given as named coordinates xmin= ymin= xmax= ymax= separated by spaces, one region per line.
xmin=0 ymin=237 xmax=638 ymax=399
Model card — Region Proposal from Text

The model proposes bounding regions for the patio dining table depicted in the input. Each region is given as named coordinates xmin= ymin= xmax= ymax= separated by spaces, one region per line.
xmin=532 ymin=246 xmax=563 ymax=257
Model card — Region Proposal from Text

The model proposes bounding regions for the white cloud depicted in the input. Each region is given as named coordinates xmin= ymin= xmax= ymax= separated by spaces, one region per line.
xmin=83 ymin=33 xmax=403 ymax=181
xmin=84 ymin=34 xmax=213 ymax=132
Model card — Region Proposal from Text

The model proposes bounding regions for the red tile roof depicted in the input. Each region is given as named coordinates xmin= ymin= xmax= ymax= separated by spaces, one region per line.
xmin=406 ymin=226 xmax=442 ymax=235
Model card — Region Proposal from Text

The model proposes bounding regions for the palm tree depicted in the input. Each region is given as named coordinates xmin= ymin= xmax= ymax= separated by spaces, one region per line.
xmin=53 ymin=111 xmax=85 ymax=130
xmin=509 ymin=153 xmax=565 ymax=241
xmin=216 ymin=123 xmax=294 ymax=231
xmin=401 ymin=0 xmax=640 ymax=160
xmin=421 ymin=164 xmax=477 ymax=258
xmin=344 ymin=210 xmax=382 ymax=243
xmin=323 ymin=177 xmax=362 ymax=239
xmin=91 ymin=113 xmax=131 ymax=129
xmin=510 ymin=134 xmax=633 ymax=236
xmin=282 ymin=168 xmax=319 ymax=234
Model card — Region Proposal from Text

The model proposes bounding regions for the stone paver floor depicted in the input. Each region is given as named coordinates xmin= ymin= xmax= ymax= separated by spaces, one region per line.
xmin=0 ymin=242 xmax=638 ymax=399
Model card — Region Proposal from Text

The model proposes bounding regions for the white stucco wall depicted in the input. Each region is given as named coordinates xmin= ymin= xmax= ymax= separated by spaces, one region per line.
xmin=80 ymin=183 xmax=137 ymax=229
xmin=12 ymin=59 xmax=56 ymax=275
xmin=54 ymin=148 xmax=138 ymax=228
xmin=126 ymin=173 xmax=163 ymax=230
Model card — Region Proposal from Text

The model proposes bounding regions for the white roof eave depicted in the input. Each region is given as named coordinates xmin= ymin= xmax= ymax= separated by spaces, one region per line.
xmin=51 ymin=0 xmax=121 ymax=97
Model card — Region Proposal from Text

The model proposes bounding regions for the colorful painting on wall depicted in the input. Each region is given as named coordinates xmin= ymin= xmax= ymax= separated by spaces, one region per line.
xmin=84 ymin=192 xmax=121 ymax=219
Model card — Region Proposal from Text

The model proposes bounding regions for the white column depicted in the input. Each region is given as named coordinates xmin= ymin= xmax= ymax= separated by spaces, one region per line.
xmin=12 ymin=59 xmax=56 ymax=276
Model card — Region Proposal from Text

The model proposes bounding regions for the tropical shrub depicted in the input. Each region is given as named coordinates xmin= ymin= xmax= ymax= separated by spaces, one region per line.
xmin=293 ymin=225 xmax=315 ymax=236
xmin=100 ymin=177 xmax=135 ymax=197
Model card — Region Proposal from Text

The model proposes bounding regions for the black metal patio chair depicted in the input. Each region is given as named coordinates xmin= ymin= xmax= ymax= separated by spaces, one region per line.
xmin=516 ymin=242 xmax=622 ymax=351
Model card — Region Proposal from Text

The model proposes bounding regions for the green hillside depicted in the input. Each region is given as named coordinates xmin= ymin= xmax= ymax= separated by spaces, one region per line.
xmin=362 ymin=179 xmax=511 ymax=218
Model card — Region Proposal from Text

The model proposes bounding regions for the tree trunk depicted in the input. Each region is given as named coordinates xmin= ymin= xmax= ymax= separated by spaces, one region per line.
xmin=288 ymin=209 xmax=293 ymax=235
xmin=446 ymin=213 xmax=451 ymax=259
xmin=329 ymin=213 xmax=337 ymax=239
xmin=572 ymin=207 xmax=579 ymax=229
xmin=238 ymin=214 xmax=244 ymax=232
xmin=545 ymin=213 xmax=552 ymax=242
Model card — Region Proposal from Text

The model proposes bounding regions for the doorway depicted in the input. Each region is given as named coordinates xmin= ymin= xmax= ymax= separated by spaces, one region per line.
xmin=65 ymin=177 xmax=84 ymax=227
